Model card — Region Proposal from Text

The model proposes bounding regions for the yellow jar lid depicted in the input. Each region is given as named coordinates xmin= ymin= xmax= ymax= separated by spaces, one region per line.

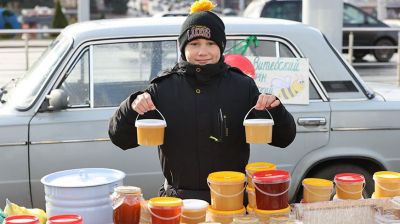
xmin=254 ymin=206 xmax=290 ymax=214
xmin=207 ymin=171 xmax=245 ymax=183
xmin=245 ymin=162 xmax=276 ymax=172
xmin=207 ymin=206 xmax=246 ymax=215
xmin=373 ymin=171 xmax=400 ymax=181
xmin=302 ymin=178 xmax=333 ymax=187
xmin=148 ymin=197 xmax=183 ymax=207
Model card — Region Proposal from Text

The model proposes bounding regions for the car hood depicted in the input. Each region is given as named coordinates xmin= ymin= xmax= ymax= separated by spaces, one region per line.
xmin=367 ymin=82 xmax=400 ymax=101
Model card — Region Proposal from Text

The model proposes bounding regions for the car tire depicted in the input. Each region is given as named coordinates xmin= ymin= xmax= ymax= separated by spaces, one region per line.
xmin=298 ymin=163 xmax=374 ymax=201
xmin=373 ymin=38 xmax=395 ymax=62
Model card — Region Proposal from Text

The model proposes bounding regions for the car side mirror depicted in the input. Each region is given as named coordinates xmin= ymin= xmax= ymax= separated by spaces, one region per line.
xmin=45 ymin=89 xmax=69 ymax=111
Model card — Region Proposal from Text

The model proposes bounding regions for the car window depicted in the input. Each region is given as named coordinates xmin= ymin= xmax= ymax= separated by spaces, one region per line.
xmin=92 ymin=40 xmax=178 ymax=107
xmin=60 ymin=50 xmax=90 ymax=107
xmin=261 ymin=1 xmax=301 ymax=22
xmin=366 ymin=15 xmax=379 ymax=25
xmin=344 ymin=4 xmax=365 ymax=25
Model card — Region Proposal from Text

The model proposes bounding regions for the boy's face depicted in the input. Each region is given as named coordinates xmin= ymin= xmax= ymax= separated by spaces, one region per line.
xmin=184 ymin=38 xmax=221 ymax=65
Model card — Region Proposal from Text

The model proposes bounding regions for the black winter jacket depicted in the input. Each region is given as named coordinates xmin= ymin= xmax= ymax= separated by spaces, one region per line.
xmin=108 ymin=60 xmax=296 ymax=201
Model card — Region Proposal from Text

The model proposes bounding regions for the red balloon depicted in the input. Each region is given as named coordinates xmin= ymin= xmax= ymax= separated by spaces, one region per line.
xmin=224 ymin=54 xmax=256 ymax=79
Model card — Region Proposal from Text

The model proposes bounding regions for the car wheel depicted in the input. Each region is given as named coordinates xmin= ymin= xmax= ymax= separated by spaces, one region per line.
xmin=297 ymin=164 xmax=374 ymax=201
xmin=373 ymin=38 xmax=395 ymax=62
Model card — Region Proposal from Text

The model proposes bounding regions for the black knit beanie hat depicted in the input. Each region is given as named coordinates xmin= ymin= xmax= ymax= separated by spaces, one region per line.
xmin=178 ymin=3 xmax=226 ymax=60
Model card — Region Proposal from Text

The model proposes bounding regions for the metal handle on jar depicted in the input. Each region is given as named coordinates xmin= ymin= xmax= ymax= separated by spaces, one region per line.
xmin=135 ymin=108 xmax=166 ymax=123
xmin=243 ymin=106 xmax=274 ymax=123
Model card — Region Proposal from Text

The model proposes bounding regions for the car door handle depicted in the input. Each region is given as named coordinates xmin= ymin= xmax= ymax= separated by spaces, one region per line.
xmin=297 ymin=117 xmax=326 ymax=126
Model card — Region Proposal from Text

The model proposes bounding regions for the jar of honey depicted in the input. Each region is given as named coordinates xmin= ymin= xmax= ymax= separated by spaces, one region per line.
xmin=112 ymin=186 xmax=143 ymax=224
xmin=252 ymin=170 xmax=290 ymax=210
xmin=148 ymin=197 xmax=183 ymax=224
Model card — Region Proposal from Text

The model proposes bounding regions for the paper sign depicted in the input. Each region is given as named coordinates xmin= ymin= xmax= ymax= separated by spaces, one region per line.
xmin=248 ymin=56 xmax=310 ymax=105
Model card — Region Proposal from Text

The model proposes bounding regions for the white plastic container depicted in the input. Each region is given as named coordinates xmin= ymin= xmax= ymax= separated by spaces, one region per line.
xmin=41 ymin=168 xmax=125 ymax=224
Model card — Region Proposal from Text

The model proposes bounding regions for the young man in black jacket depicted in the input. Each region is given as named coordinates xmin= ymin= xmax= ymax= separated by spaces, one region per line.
xmin=108 ymin=1 xmax=296 ymax=202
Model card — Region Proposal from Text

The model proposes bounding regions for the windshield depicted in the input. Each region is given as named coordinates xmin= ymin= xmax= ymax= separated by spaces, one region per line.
xmin=6 ymin=35 xmax=72 ymax=110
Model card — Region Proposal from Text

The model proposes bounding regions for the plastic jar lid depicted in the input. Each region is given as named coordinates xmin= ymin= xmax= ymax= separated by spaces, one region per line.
xmin=148 ymin=197 xmax=183 ymax=207
xmin=47 ymin=214 xmax=83 ymax=224
xmin=207 ymin=171 xmax=245 ymax=184
xmin=115 ymin=186 xmax=141 ymax=195
xmin=207 ymin=206 xmax=246 ymax=215
xmin=254 ymin=206 xmax=290 ymax=215
xmin=334 ymin=173 xmax=365 ymax=183
xmin=4 ymin=215 xmax=39 ymax=224
xmin=135 ymin=119 xmax=167 ymax=127
xmin=302 ymin=178 xmax=333 ymax=187
xmin=41 ymin=168 xmax=125 ymax=187
xmin=373 ymin=171 xmax=400 ymax=182
xmin=232 ymin=215 xmax=260 ymax=224
xmin=252 ymin=170 xmax=290 ymax=183
xmin=243 ymin=119 xmax=274 ymax=126
xmin=182 ymin=199 xmax=209 ymax=211
xmin=245 ymin=162 xmax=276 ymax=173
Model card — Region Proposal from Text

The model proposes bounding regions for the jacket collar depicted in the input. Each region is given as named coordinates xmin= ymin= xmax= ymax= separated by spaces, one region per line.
xmin=174 ymin=57 xmax=227 ymax=83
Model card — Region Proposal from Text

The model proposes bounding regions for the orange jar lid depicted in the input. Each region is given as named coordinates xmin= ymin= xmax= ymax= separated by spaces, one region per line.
xmin=148 ymin=197 xmax=183 ymax=207
xmin=207 ymin=171 xmax=245 ymax=183
xmin=302 ymin=178 xmax=333 ymax=187
xmin=373 ymin=171 xmax=400 ymax=182
xmin=245 ymin=162 xmax=276 ymax=173
xmin=207 ymin=206 xmax=246 ymax=215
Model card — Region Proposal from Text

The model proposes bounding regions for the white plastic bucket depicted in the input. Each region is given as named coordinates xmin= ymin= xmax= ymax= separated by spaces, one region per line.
xmin=41 ymin=168 xmax=125 ymax=224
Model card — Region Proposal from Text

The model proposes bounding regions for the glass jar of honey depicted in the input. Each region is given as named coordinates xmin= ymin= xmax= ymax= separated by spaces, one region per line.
xmin=112 ymin=186 xmax=143 ymax=224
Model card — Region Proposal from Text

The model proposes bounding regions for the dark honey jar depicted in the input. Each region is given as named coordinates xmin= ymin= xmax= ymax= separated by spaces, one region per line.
xmin=252 ymin=170 xmax=290 ymax=210
xmin=112 ymin=186 xmax=143 ymax=224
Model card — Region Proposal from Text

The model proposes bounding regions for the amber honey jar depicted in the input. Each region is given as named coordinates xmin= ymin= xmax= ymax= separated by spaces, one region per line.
xmin=112 ymin=186 xmax=143 ymax=224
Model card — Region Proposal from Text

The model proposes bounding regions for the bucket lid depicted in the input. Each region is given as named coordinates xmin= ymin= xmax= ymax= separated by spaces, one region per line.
xmin=207 ymin=206 xmax=246 ymax=215
xmin=148 ymin=197 xmax=183 ymax=207
xmin=302 ymin=178 xmax=333 ymax=187
xmin=135 ymin=119 xmax=167 ymax=127
xmin=182 ymin=199 xmax=209 ymax=210
xmin=115 ymin=186 xmax=141 ymax=195
xmin=41 ymin=168 xmax=126 ymax=187
xmin=245 ymin=162 xmax=276 ymax=173
xmin=4 ymin=215 xmax=39 ymax=224
xmin=243 ymin=119 xmax=274 ymax=126
xmin=254 ymin=206 xmax=290 ymax=214
xmin=373 ymin=171 xmax=400 ymax=181
xmin=48 ymin=214 xmax=82 ymax=224
xmin=252 ymin=170 xmax=290 ymax=183
xmin=334 ymin=173 xmax=365 ymax=183
xmin=207 ymin=171 xmax=245 ymax=183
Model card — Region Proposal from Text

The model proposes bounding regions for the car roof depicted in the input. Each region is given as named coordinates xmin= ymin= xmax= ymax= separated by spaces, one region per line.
xmin=61 ymin=16 xmax=313 ymax=45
